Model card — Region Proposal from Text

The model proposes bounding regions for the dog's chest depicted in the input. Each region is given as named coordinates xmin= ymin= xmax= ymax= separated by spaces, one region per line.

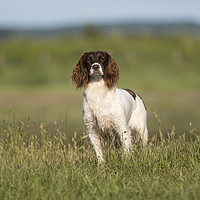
xmin=87 ymin=92 xmax=115 ymax=120
xmin=84 ymin=84 xmax=118 ymax=131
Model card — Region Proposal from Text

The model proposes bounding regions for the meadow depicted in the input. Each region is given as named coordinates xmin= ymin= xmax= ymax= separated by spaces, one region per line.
xmin=0 ymin=116 xmax=199 ymax=200
xmin=0 ymin=34 xmax=200 ymax=199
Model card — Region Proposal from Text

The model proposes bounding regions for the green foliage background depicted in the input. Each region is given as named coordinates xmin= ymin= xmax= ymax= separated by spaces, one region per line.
xmin=0 ymin=36 xmax=200 ymax=90
xmin=0 ymin=35 xmax=199 ymax=137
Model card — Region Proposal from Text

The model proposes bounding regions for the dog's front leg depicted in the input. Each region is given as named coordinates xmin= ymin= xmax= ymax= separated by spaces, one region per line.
xmin=88 ymin=131 xmax=104 ymax=163
xmin=84 ymin=117 xmax=104 ymax=162
xmin=83 ymin=101 xmax=104 ymax=162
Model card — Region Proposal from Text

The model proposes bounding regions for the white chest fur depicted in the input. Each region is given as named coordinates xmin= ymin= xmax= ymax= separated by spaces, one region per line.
xmin=83 ymin=78 xmax=119 ymax=131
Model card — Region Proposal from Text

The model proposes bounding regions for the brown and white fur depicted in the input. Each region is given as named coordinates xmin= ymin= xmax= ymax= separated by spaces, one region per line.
xmin=71 ymin=51 xmax=148 ymax=162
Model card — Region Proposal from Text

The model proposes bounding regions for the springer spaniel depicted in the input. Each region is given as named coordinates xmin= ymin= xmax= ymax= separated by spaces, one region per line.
xmin=71 ymin=51 xmax=148 ymax=162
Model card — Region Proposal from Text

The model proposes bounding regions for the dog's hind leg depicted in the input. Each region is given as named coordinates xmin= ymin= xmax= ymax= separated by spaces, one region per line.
xmin=137 ymin=127 xmax=148 ymax=147
xmin=118 ymin=128 xmax=132 ymax=152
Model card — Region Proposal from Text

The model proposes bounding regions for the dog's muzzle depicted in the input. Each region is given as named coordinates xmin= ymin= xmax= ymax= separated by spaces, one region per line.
xmin=90 ymin=62 xmax=103 ymax=76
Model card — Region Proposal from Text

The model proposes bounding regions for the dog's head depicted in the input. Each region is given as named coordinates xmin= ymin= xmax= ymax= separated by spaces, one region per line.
xmin=71 ymin=51 xmax=119 ymax=89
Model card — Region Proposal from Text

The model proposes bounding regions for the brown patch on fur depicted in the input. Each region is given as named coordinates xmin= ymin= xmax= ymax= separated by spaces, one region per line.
xmin=124 ymin=89 xmax=147 ymax=110
xmin=124 ymin=89 xmax=136 ymax=100
xmin=104 ymin=53 xmax=119 ymax=89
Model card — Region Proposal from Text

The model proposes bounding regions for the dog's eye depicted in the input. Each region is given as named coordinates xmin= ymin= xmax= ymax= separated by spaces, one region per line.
xmin=99 ymin=56 xmax=105 ymax=62
xmin=86 ymin=57 xmax=92 ymax=63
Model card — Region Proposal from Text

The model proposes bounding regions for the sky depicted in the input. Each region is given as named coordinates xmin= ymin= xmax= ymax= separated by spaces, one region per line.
xmin=0 ymin=0 xmax=200 ymax=28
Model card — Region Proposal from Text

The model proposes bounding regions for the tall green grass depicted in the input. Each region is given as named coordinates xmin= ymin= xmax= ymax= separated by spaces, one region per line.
xmin=0 ymin=116 xmax=199 ymax=199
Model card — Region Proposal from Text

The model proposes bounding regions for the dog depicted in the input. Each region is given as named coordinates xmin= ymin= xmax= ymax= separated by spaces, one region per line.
xmin=71 ymin=51 xmax=148 ymax=162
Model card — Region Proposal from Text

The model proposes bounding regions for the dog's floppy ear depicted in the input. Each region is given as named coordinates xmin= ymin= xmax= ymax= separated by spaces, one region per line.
xmin=71 ymin=53 xmax=89 ymax=88
xmin=104 ymin=52 xmax=119 ymax=89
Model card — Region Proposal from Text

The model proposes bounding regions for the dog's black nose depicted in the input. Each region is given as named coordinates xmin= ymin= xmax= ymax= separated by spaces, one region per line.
xmin=92 ymin=64 xmax=100 ymax=71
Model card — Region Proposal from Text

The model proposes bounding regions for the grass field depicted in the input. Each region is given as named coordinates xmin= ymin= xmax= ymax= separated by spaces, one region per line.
xmin=0 ymin=34 xmax=200 ymax=199
xmin=0 ymin=119 xmax=199 ymax=199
